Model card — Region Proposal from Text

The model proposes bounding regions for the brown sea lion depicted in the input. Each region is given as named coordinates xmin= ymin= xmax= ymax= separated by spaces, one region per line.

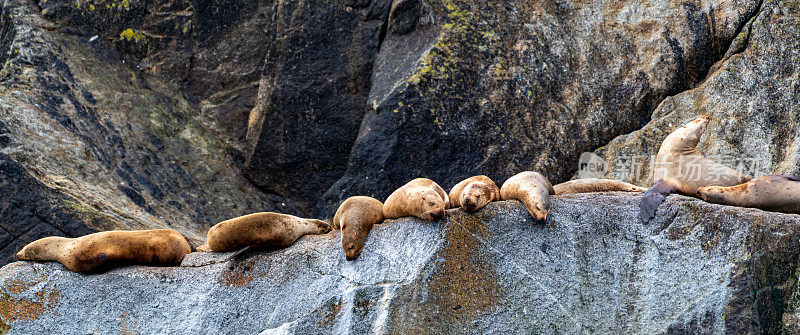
xmin=640 ymin=116 xmax=751 ymax=222
xmin=500 ymin=171 xmax=555 ymax=221
xmin=448 ymin=175 xmax=501 ymax=212
xmin=554 ymin=178 xmax=647 ymax=195
xmin=333 ymin=196 xmax=384 ymax=261
xmin=697 ymin=175 xmax=800 ymax=213
xmin=206 ymin=212 xmax=332 ymax=252
xmin=16 ymin=229 xmax=191 ymax=274
xmin=383 ymin=178 xmax=449 ymax=221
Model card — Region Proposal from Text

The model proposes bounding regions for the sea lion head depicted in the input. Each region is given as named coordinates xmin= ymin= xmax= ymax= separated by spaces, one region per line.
xmin=341 ymin=221 xmax=368 ymax=261
xmin=16 ymin=236 xmax=63 ymax=261
xmin=695 ymin=185 xmax=723 ymax=202
xmin=529 ymin=199 xmax=549 ymax=221
xmin=335 ymin=196 xmax=383 ymax=261
xmin=460 ymin=182 xmax=491 ymax=212
xmin=666 ymin=115 xmax=709 ymax=149
xmin=697 ymin=186 xmax=722 ymax=201
xmin=417 ymin=190 xmax=447 ymax=221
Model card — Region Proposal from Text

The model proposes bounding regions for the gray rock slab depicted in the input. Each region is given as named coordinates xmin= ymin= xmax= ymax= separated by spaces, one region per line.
xmin=2 ymin=194 xmax=800 ymax=334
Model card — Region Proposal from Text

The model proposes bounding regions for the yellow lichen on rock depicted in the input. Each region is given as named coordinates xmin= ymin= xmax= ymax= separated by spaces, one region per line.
xmin=119 ymin=29 xmax=147 ymax=43
xmin=76 ymin=0 xmax=130 ymax=11
xmin=0 ymin=288 xmax=60 ymax=328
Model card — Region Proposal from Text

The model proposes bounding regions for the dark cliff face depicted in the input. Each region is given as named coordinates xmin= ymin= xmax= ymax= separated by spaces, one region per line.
xmin=243 ymin=0 xmax=394 ymax=214
xmin=0 ymin=0 xmax=284 ymax=266
xmin=312 ymin=0 xmax=763 ymax=217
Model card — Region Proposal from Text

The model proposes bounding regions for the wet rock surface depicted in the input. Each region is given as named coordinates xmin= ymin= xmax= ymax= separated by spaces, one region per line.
xmin=2 ymin=195 xmax=800 ymax=334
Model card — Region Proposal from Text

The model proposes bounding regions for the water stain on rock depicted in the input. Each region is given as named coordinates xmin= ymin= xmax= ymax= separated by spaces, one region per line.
xmin=388 ymin=208 xmax=503 ymax=333
xmin=316 ymin=296 xmax=343 ymax=329
xmin=220 ymin=257 xmax=263 ymax=287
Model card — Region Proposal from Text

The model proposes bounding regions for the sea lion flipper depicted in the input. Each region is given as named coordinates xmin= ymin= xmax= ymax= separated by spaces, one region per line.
xmin=223 ymin=246 xmax=251 ymax=262
xmin=639 ymin=180 xmax=676 ymax=223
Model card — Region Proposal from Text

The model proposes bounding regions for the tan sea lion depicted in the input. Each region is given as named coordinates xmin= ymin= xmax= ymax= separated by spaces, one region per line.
xmin=383 ymin=178 xmax=449 ymax=221
xmin=206 ymin=212 xmax=331 ymax=252
xmin=448 ymin=175 xmax=501 ymax=212
xmin=554 ymin=178 xmax=647 ymax=195
xmin=697 ymin=175 xmax=800 ymax=213
xmin=333 ymin=196 xmax=384 ymax=261
xmin=639 ymin=116 xmax=751 ymax=222
xmin=16 ymin=229 xmax=191 ymax=274
xmin=500 ymin=171 xmax=555 ymax=221
xmin=196 ymin=244 xmax=212 ymax=252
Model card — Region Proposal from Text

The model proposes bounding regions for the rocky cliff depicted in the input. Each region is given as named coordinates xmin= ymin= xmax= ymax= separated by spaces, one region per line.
xmin=1 ymin=0 xmax=797 ymax=262
xmin=3 ymin=196 xmax=800 ymax=334
xmin=2 ymin=0 xmax=800 ymax=332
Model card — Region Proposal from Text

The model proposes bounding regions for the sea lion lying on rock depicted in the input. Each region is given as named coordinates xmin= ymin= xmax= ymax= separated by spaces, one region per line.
xmin=206 ymin=212 xmax=332 ymax=252
xmin=383 ymin=178 xmax=449 ymax=221
xmin=333 ymin=196 xmax=384 ymax=261
xmin=448 ymin=175 xmax=500 ymax=212
xmin=16 ymin=229 xmax=192 ymax=274
xmin=697 ymin=175 xmax=800 ymax=214
xmin=554 ymin=178 xmax=646 ymax=195
xmin=500 ymin=171 xmax=554 ymax=221
xmin=640 ymin=116 xmax=751 ymax=223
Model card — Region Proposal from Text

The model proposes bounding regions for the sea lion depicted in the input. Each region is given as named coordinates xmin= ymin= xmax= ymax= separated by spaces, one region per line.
xmin=383 ymin=178 xmax=449 ymax=221
xmin=333 ymin=196 xmax=384 ymax=261
xmin=196 ymin=244 xmax=212 ymax=252
xmin=206 ymin=212 xmax=331 ymax=252
xmin=639 ymin=116 xmax=751 ymax=222
xmin=448 ymin=175 xmax=501 ymax=212
xmin=697 ymin=175 xmax=800 ymax=213
xmin=500 ymin=171 xmax=555 ymax=221
xmin=554 ymin=178 xmax=647 ymax=195
xmin=16 ymin=229 xmax=191 ymax=274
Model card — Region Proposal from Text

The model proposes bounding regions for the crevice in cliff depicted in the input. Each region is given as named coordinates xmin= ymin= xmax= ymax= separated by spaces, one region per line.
xmin=581 ymin=1 xmax=769 ymax=181
xmin=663 ymin=1 xmax=766 ymax=101
xmin=180 ymin=22 xmax=196 ymax=103
xmin=0 ymin=2 xmax=18 ymax=71
xmin=376 ymin=9 xmax=389 ymax=54
xmin=703 ymin=0 xmax=765 ymax=81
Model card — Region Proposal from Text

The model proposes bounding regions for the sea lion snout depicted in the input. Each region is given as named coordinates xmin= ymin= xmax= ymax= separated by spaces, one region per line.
xmin=463 ymin=198 xmax=477 ymax=212
xmin=691 ymin=115 xmax=709 ymax=125
xmin=532 ymin=206 xmax=548 ymax=221
xmin=696 ymin=186 xmax=718 ymax=201
xmin=428 ymin=208 xmax=445 ymax=220
xmin=344 ymin=242 xmax=360 ymax=261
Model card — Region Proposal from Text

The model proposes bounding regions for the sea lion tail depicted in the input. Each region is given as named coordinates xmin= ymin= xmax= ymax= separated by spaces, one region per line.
xmin=639 ymin=180 xmax=676 ymax=223
xmin=182 ymin=235 xmax=198 ymax=252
